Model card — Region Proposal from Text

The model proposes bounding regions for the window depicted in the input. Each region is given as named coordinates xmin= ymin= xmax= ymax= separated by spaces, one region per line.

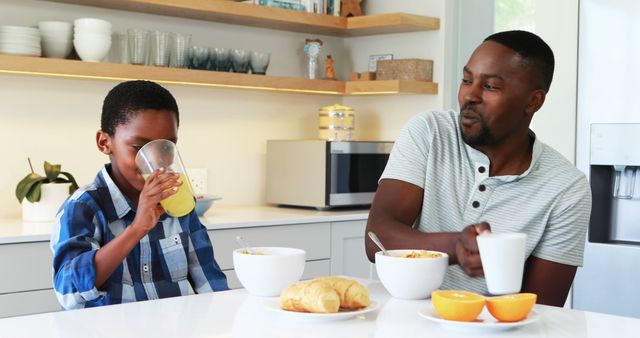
xmin=495 ymin=0 xmax=536 ymax=32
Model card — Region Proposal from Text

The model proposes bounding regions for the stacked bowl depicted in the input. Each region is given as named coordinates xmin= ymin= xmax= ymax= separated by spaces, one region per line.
xmin=0 ymin=25 xmax=41 ymax=57
xmin=38 ymin=21 xmax=73 ymax=59
xmin=73 ymin=18 xmax=112 ymax=62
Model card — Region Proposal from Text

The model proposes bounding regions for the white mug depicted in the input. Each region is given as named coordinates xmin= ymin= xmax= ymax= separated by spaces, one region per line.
xmin=477 ymin=232 xmax=527 ymax=295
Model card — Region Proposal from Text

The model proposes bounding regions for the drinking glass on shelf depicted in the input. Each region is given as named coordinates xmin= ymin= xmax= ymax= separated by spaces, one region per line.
xmin=127 ymin=28 xmax=149 ymax=65
xmin=206 ymin=47 xmax=218 ymax=71
xmin=249 ymin=51 xmax=270 ymax=75
xmin=149 ymin=30 xmax=170 ymax=67
xmin=109 ymin=32 xmax=128 ymax=64
xmin=231 ymin=48 xmax=250 ymax=73
xmin=189 ymin=45 xmax=209 ymax=70
xmin=169 ymin=32 xmax=191 ymax=68
xmin=212 ymin=47 xmax=231 ymax=72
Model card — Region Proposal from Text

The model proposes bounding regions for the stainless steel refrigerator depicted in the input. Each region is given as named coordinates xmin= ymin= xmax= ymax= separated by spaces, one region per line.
xmin=573 ymin=0 xmax=640 ymax=318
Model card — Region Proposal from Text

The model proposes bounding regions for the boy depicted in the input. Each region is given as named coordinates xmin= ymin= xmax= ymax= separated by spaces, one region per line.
xmin=51 ymin=80 xmax=228 ymax=309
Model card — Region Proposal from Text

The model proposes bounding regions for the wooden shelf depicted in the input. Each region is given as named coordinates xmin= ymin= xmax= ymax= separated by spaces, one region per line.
xmin=44 ymin=0 xmax=440 ymax=36
xmin=0 ymin=54 xmax=438 ymax=95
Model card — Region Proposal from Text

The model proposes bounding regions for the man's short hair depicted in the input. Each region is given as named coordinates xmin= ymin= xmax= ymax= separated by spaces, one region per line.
xmin=484 ymin=30 xmax=555 ymax=92
xmin=101 ymin=80 xmax=180 ymax=135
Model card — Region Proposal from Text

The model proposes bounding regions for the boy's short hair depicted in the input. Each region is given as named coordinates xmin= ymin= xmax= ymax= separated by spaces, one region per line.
xmin=484 ymin=30 xmax=555 ymax=92
xmin=101 ymin=80 xmax=180 ymax=135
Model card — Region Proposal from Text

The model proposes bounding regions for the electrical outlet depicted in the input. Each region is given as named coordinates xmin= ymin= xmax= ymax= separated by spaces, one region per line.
xmin=187 ymin=168 xmax=207 ymax=196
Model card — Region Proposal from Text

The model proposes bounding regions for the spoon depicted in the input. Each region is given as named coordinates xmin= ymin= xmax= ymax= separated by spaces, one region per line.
xmin=367 ymin=231 xmax=389 ymax=256
xmin=235 ymin=235 xmax=256 ymax=255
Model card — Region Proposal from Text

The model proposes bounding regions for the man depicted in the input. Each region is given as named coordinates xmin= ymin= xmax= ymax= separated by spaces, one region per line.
xmin=365 ymin=30 xmax=591 ymax=307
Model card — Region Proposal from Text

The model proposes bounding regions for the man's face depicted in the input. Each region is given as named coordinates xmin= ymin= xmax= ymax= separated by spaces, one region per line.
xmin=98 ymin=109 xmax=178 ymax=200
xmin=458 ymin=41 xmax=538 ymax=147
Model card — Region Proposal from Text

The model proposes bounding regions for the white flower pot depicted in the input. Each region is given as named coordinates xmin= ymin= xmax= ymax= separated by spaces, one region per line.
xmin=21 ymin=183 xmax=71 ymax=222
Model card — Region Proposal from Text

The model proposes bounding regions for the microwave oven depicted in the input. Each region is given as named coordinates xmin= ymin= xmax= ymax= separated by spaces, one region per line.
xmin=266 ymin=140 xmax=394 ymax=210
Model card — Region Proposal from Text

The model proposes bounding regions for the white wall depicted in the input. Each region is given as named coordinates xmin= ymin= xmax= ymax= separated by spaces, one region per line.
xmin=0 ymin=0 xmax=448 ymax=218
xmin=342 ymin=0 xmax=448 ymax=141
xmin=530 ymin=0 xmax=579 ymax=163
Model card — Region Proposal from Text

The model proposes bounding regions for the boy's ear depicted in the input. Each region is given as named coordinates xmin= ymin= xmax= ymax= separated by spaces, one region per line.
xmin=96 ymin=130 xmax=112 ymax=155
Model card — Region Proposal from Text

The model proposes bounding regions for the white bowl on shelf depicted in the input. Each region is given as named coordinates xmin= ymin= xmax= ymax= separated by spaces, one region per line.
xmin=74 ymin=37 xmax=111 ymax=62
xmin=41 ymin=38 xmax=73 ymax=58
xmin=73 ymin=18 xmax=112 ymax=33
xmin=38 ymin=21 xmax=73 ymax=39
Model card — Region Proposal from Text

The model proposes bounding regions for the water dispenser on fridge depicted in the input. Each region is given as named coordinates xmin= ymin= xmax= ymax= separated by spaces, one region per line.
xmin=573 ymin=124 xmax=640 ymax=317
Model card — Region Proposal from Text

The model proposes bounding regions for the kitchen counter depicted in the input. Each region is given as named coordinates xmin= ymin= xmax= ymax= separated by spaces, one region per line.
xmin=0 ymin=205 xmax=369 ymax=244
xmin=0 ymin=279 xmax=638 ymax=338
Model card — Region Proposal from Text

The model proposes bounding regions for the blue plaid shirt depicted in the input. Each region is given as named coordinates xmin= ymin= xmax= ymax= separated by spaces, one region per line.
xmin=51 ymin=164 xmax=228 ymax=310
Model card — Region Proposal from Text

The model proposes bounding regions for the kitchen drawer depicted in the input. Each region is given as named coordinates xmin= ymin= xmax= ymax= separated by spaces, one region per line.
xmin=209 ymin=222 xmax=331 ymax=270
xmin=0 ymin=289 xmax=60 ymax=318
xmin=223 ymin=259 xmax=331 ymax=289
xmin=0 ymin=242 xmax=53 ymax=294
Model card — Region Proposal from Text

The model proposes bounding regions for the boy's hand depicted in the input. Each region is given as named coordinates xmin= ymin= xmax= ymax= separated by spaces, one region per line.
xmin=131 ymin=168 xmax=181 ymax=234
xmin=456 ymin=222 xmax=492 ymax=277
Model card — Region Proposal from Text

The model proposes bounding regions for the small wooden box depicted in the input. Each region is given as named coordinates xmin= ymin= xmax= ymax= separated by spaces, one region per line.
xmin=376 ymin=59 xmax=433 ymax=81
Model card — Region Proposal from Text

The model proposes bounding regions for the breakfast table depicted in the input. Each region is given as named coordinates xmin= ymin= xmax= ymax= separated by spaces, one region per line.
xmin=0 ymin=279 xmax=637 ymax=338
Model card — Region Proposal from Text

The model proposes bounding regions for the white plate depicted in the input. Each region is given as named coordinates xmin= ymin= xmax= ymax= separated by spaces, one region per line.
xmin=264 ymin=298 xmax=379 ymax=322
xmin=419 ymin=307 xmax=540 ymax=332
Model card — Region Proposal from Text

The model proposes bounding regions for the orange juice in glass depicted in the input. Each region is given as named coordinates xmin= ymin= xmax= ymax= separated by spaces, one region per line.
xmin=135 ymin=139 xmax=195 ymax=217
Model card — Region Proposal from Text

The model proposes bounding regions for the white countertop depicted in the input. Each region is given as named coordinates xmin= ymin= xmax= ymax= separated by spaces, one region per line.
xmin=0 ymin=279 xmax=638 ymax=338
xmin=0 ymin=205 xmax=369 ymax=244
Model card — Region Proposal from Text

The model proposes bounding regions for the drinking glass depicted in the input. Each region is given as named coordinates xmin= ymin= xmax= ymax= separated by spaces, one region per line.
xmin=127 ymin=28 xmax=149 ymax=65
xmin=169 ymin=32 xmax=191 ymax=68
xmin=213 ymin=47 xmax=231 ymax=72
xmin=249 ymin=51 xmax=270 ymax=75
xmin=231 ymin=48 xmax=250 ymax=73
xmin=189 ymin=45 xmax=209 ymax=70
xmin=135 ymin=139 xmax=195 ymax=217
xmin=149 ymin=30 xmax=170 ymax=67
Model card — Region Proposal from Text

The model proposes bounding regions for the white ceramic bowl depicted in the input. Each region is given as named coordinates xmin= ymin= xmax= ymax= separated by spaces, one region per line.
xmin=233 ymin=247 xmax=305 ymax=296
xmin=41 ymin=38 xmax=73 ymax=58
xmin=74 ymin=37 xmax=111 ymax=62
xmin=375 ymin=249 xmax=448 ymax=300
xmin=195 ymin=195 xmax=222 ymax=216
xmin=38 ymin=21 xmax=73 ymax=38
xmin=74 ymin=18 xmax=112 ymax=33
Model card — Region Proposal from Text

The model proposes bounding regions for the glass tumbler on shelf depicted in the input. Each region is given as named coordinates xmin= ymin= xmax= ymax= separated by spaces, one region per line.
xmin=108 ymin=32 xmax=129 ymax=64
xmin=231 ymin=48 xmax=250 ymax=73
xmin=189 ymin=45 xmax=209 ymax=70
xmin=169 ymin=32 xmax=191 ymax=68
xmin=249 ymin=51 xmax=270 ymax=75
xmin=212 ymin=47 xmax=231 ymax=72
xmin=149 ymin=30 xmax=170 ymax=67
xmin=127 ymin=28 xmax=149 ymax=65
xmin=135 ymin=139 xmax=196 ymax=217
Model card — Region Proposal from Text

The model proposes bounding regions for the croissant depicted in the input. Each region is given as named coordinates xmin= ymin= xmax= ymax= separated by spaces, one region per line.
xmin=280 ymin=279 xmax=340 ymax=313
xmin=313 ymin=277 xmax=370 ymax=309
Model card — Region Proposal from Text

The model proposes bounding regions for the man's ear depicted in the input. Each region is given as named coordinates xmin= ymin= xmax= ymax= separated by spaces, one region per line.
xmin=96 ymin=130 xmax=112 ymax=155
xmin=525 ymin=89 xmax=546 ymax=118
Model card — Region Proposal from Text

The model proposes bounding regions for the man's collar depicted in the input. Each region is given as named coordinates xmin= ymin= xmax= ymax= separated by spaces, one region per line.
xmin=463 ymin=130 xmax=542 ymax=181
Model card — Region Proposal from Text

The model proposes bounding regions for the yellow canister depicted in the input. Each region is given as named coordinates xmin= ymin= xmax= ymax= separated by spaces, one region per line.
xmin=318 ymin=104 xmax=355 ymax=141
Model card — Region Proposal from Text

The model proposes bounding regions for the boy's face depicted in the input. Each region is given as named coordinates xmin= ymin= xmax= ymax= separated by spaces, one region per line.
xmin=96 ymin=109 xmax=178 ymax=201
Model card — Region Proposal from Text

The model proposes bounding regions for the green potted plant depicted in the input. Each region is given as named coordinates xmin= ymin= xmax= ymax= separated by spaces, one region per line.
xmin=16 ymin=158 xmax=79 ymax=222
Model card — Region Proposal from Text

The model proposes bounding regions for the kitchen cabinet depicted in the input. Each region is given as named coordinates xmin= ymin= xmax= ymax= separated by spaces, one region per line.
xmin=330 ymin=220 xmax=373 ymax=279
xmin=0 ymin=219 xmax=356 ymax=318
xmin=0 ymin=1 xmax=440 ymax=95
xmin=0 ymin=242 xmax=59 ymax=318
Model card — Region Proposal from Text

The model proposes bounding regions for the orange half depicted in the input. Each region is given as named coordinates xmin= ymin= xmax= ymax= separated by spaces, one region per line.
xmin=431 ymin=290 xmax=485 ymax=322
xmin=485 ymin=293 xmax=537 ymax=322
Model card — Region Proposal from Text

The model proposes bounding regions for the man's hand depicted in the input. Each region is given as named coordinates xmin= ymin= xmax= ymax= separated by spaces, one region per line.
xmin=132 ymin=168 xmax=181 ymax=234
xmin=455 ymin=222 xmax=491 ymax=277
